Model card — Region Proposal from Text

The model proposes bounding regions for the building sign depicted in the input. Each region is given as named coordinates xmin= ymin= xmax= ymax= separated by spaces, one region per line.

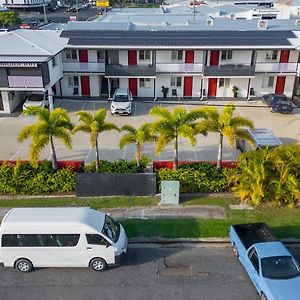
xmin=0 ymin=62 xmax=38 ymax=68
xmin=96 ymin=1 xmax=109 ymax=7
xmin=69 ymin=16 xmax=77 ymax=21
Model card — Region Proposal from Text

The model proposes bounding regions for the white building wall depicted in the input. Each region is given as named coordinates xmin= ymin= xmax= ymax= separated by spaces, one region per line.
xmin=137 ymin=51 xmax=153 ymax=65
xmin=88 ymin=50 xmax=98 ymax=63
xmin=284 ymin=76 xmax=295 ymax=98
xmin=119 ymin=51 xmax=128 ymax=65
xmin=216 ymin=78 xmax=248 ymax=98
xmin=194 ymin=51 xmax=204 ymax=64
xmin=89 ymin=75 xmax=99 ymax=96
xmin=119 ymin=78 xmax=128 ymax=88
xmin=192 ymin=76 xmax=202 ymax=98
xmin=61 ymin=75 xmax=80 ymax=96
xmin=256 ymin=50 xmax=279 ymax=63
xmin=137 ymin=78 xmax=154 ymax=97
xmin=48 ymin=54 xmax=63 ymax=89
xmin=289 ymin=50 xmax=299 ymax=62
xmin=220 ymin=50 xmax=252 ymax=65
xmin=0 ymin=91 xmax=22 ymax=114
xmin=156 ymin=51 xmax=172 ymax=63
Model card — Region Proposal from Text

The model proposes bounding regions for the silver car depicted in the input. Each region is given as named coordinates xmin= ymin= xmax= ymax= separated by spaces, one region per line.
xmin=110 ymin=88 xmax=133 ymax=115
xmin=23 ymin=93 xmax=49 ymax=110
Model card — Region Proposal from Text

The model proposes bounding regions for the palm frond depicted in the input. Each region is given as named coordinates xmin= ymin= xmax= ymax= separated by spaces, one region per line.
xmin=29 ymin=136 xmax=49 ymax=167
xmin=54 ymin=128 xmax=73 ymax=149
xmin=230 ymin=116 xmax=254 ymax=129
xmin=94 ymin=108 xmax=107 ymax=123
xmin=119 ymin=134 xmax=136 ymax=149
xmin=17 ymin=125 xmax=37 ymax=142
xmin=100 ymin=122 xmax=120 ymax=133
xmin=121 ymin=124 xmax=137 ymax=134
xmin=76 ymin=111 xmax=93 ymax=125
xmin=72 ymin=124 xmax=91 ymax=134
xmin=149 ymin=106 xmax=171 ymax=120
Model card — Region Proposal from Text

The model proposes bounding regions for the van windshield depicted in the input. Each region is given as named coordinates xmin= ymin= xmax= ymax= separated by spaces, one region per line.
xmin=101 ymin=215 xmax=120 ymax=243
xmin=114 ymin=94 xmax=129 ymax=102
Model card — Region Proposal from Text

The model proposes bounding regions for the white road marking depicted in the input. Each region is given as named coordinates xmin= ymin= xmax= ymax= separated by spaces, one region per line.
xmin=122 ymin=145 xmax=127 ymax=160
xmin=9 ymin=146 xmax=24 ymax=160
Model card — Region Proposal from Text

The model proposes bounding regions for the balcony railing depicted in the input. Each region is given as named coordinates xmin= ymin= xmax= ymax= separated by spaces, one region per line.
xmin=63 ymin=62 xmax=105 ymax=73
xmin=8 ymin=76 xmax=43 ymax=88
xmin=255 ymin=62 xmax=298 ymax=73
xmin=156 ymin=63 xmax=203 ymax=74
xmin=105 ymin=64 xmax=156 ymax=77
xmin=203 ymin=64 xmax=255 ymax=77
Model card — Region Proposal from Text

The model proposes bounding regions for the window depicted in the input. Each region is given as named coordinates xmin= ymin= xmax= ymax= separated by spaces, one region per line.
xmin=66 ymin=49 xmax=77 ymax=60
xmin=97 ymin=50 xmax=105 ymax=62
xmin=86 ymin=234 xmax=108 ymax=246
xmin=139 ymin=78 xmax=151 ymax=88
xmin=219 ymin=78 xmax=230 ymax=87
xmin=221 ymin=50 xmax=232 ymax=60
xmin=171 ymin=50 xmax=183 ymax=61
xmin=171 ymin=77 xmax=182 ymax=87
xmin=68 ymin=76 xmax=79 ymax=87
xmin=265 ymin=50 xmax=278 ymax=60
xmin=1 ymin=234 xmax=80 ymax=247
xmin=139 ymin=50 xmax=151 ymax=61
xmin=51 ymin=57 xmax=56 ymax=67
xmin=262 ymin=76 xmax=274 ymax=88
xmin=248 ymin=248 xmax=260 ymax=273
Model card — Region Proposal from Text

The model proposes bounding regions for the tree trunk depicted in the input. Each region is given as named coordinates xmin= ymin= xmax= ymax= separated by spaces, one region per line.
xmin=135 ymin=142 xmax=142 ymax=167
xmin=50 ymin=136 xmax=58 ymax=170
xmin=173 ymin=132 xmax=178 ymax=170
xmin=217 ymin=133 xmax=223 ymax=169
xmin=95 ymin=137 xmax=100 ymax=171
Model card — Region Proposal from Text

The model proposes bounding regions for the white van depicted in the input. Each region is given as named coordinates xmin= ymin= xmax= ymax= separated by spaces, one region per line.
xmin=0 ymin=208 xmax=128 ymax=273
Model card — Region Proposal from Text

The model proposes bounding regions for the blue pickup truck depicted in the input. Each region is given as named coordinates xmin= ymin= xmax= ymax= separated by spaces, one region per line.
xmin=230 ymin=223 xmax=300 ymax=300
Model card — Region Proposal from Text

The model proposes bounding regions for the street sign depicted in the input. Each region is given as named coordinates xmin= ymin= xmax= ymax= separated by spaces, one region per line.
xmin=69 ymin=16 xmax=77 ymax=21
xmin=96 ymin=1 xmax=109 ymax=7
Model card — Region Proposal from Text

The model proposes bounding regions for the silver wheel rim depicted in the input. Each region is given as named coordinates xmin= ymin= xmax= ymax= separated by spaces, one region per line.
xmin=92 ymin=260 xmax=104 ymax=271
xmin=18 ymin=262 xmax=30 ymax=272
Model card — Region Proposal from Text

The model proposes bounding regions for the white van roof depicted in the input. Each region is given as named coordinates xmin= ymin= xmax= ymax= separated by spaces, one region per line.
xmin=0 ymin=208 xmax=105 ymax=234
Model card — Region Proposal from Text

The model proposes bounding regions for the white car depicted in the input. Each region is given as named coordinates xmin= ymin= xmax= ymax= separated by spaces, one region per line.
xmin=110 ymin=88 xmax=133 ymax=115
xmin=23 ymin=93 xmax=49 ymax=110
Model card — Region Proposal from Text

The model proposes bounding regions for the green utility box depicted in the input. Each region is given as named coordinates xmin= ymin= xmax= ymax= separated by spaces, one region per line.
xmin=161 ymin=181 xmax=180 ymax=205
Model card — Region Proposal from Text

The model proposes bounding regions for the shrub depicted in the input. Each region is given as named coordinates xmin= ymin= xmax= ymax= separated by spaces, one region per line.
xmin=0 ymin=160 xmax=75 ymax=195
xmin=156 ymin=162 xmax=231 ymax=193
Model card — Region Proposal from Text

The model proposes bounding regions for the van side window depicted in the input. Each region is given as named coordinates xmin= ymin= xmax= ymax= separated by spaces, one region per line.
xmin=2 ymin=234 xmax=35 ymax=247
xmin=49 ymin=234 xmax=80 ymax=247
xmin=86 ymin=234 xmax=108 ymax=245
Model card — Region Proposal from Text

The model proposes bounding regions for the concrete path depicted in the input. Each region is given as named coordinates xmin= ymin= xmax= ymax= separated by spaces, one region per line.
xmin=0 ymin=205 xmax=225 ymax=221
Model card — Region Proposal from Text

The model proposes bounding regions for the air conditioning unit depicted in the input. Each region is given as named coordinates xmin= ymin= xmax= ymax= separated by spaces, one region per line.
xmin=230 ymin=13 xmax=235 ymax=20
xmin=171 ymin=89 xmax=177 ymax=97
xmin=295 ymin=19 xmax=300 ymax=26
xmin=73 ymin=87 xmax=79 ymax=95
xmin=258 ymin=20 xmax=268 ymax=29
xmin=206 ymin=19 xmax=214 ymax=26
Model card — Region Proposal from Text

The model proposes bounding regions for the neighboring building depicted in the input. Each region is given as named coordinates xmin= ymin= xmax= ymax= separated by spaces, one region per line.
xmin=1 ymin=16 xmax=300 ymax=114
xmin=0 ymin=0 xmax=51 ymax=9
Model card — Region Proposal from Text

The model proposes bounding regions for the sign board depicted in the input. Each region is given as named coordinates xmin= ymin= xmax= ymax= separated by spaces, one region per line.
xmin=96 ymin=1 xmax=109 ymax=7
xmin=69 ymin=16 xmax=77 ymax=21
xmin=0 ymin=63 xmax=38 ymax=68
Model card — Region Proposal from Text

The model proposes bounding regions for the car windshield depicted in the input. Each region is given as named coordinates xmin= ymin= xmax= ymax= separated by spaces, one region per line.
xmin=274 ymin=96 xmax=288 ymax=102
xmin=261 ymin=256 xmax=300 ymax=280
xmin=28 ymin=94 xmax=44 ymax=101
xmin=114 ymin=94 xmax=129 ymax=102
xmin=101 ymin=214 xmax=120 ymax=243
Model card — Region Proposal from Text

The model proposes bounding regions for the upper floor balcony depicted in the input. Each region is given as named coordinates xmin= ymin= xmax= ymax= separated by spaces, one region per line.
xmin=156 ymin=63 xmax=203 ymax=74
xmin=8 ymin=76 xmax=43 ymax=88
xmin=62 ymin=62 xmax=105 ymax=73
xmin=105 ymin=64 xmax=156 ymax=77
xmin=255 ymin=62 xmax=298 ymax=73
xmin=203 ymin=64 xmax=255 ymax=77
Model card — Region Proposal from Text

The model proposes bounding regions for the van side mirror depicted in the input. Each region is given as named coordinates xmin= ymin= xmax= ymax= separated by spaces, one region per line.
xmin=106 ymin=242 xmax=111 ymax=248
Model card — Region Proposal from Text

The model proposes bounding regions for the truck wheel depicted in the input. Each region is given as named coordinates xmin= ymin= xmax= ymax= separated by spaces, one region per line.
xmin=233 ymin=243 xmax=239 ymax=257
xmin=15 ymin=259 xmax=33 ymax=273
xmin=261 ymin=292 xmax=267 ymax=300
xmin=90 ymin=258 xmax=107 ymax=271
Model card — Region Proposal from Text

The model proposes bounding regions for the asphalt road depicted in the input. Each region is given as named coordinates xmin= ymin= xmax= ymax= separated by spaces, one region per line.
xmin=0 ymin=244 xmax=259 ymax=300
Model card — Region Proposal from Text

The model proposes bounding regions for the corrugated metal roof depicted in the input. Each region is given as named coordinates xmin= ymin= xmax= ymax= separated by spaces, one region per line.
xmin=0 ymin=56 xmax=50 ymax=62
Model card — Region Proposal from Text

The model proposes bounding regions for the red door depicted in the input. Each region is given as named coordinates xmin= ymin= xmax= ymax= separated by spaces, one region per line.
xmin=275 ymin=76 xmax=286 ymax=94
xmin=208 ymin=78 xmax=217 ymax=97
xmin=81 ymin=76 xmax=90 ymax=96
xmin=129 ymin=78 xmax=137 ymax=97
xmin=128 ymin=50 xmax=137 ymax=65
xmin=184 ymin=77 xmax=193 ymax=97
xmin=210 ymin=51 xmax=219 ymax=66
xmin=185 ymin=50 xmax=194 ymax=63
xmin=79 ymin=50 xmax=88 ymax=62
xmin=279 ymin=50 xmax=290 ymax=63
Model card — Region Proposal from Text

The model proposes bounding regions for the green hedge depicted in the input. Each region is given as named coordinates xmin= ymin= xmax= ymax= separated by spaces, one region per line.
xmin=0 ymin=161 xmax=75 ymax=195
xmin=156 ymin=163 xmax=231 ymax=193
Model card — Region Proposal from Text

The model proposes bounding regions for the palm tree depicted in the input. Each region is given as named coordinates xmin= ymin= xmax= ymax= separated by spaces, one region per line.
xmin=149 ymin=106 xmax=206 ymax=169
xmin=18 ymin=107 xmax=73 ymax=170
xmin=73 ymin=109 xmax=119 ymax=170
xmin=195 ymin=104 xmax=254 ymax=169
xmin=119 ymin=123 xmax=156 ymax=167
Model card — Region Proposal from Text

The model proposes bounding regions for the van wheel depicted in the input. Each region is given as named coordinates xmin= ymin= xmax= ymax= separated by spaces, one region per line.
xmin=90 ymin=258 xmax=107 ymax=271
xmin=15 ymin=259 xmax=33 ymax=273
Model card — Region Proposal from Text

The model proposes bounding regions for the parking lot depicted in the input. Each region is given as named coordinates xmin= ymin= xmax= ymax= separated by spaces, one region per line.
xmin=0 ymin=99 xmax=299 ymax=164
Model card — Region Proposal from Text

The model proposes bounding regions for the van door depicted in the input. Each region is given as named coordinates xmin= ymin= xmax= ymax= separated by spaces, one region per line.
xmin=85 ymin=234 xmax=115 ymax=265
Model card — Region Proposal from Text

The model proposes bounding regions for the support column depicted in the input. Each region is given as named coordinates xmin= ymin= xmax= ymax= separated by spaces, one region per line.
xmin=154 ymin=77 xmax=157 ymax=100
xmin=247 ymin=78 xmax=251 ymax=101
xmin=108 ymin=78 xmax=111 ymax=99
xmin=48 ymin=88 xmax=54 ymax=111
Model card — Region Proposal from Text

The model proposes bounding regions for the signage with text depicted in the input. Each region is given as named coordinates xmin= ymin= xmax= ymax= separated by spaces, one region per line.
xmin=96 ymin=1 xmax=109 ymax=7
xmin=0 ymin=62 xmax=38 ymax=68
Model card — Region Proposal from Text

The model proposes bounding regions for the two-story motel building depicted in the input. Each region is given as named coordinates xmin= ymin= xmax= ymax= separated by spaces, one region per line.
xmin=1 ymin=16 xmax=300 ymax=114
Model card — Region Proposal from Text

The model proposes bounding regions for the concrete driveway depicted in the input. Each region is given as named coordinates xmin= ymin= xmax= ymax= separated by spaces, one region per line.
xmin=0 ymin=99 xmax=299 ymax=164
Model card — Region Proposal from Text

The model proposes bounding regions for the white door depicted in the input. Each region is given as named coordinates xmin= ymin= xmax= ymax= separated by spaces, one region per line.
xmin=85 ymin=234 xmax=115 ymax=264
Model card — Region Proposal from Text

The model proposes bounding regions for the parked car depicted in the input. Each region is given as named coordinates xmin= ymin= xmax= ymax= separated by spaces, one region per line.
xmin=263 ymin=93 xmax=293 ymax=114
xmin=110 ymin=88 xmax=133 ymax=115
xmin=230 ymin=223 xmax=300 ymax=300
xmin=23 ymin=93 xmax=49 ymax=110
xmin=0 ymin=207 xmax=128 ymax=272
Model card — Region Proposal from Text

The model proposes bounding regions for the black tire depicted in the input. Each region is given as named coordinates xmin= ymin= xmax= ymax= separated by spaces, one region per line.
xmin=261 ymin=292 xmax=267 ymax=300
xmin=233 ymin=243 xmax=239 ymax=257
xmin=90 ymin=258 xmax=107 ymax=272
xmin=15 ymin=259 xmax=33 ymax=273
